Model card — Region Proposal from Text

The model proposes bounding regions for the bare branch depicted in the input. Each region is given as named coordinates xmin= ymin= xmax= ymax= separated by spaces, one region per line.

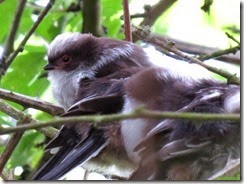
xmin=0 ymin=107 xmax=239 ymax=135
xmin=130 ymin=13 xmax=146 ymax=19
xmin=130 ymin=1 xmax=240 ymax=65
xmin=0 ymin=0 xmax=56 ymax=78
xmin=27 ymin=1 xmax=82 ymax=13
xmin=0 ymin=132 xmax=23 ymax=176
xmin=0 ymin=172 xmax=7 ymax=180
xmin=122 ymin=0 xmax=132 ymax=41
xmin=0 ymin=99 xmax=57 ymax=138
xmin=225 ymin=32 xmax=240 ymax=45
xmin=133 ymin=28 xmax=240 ymax=85
xmin=1 ymin=0 xmax=27 ymax=59
xmin=0 ymin=117 xmax=31 ymax=175
xmin=139 ymin=0 xmax=177 ymax=28
xmin=0 ymin=99 xmax=27 ymax=120
xmin=82 ymin=0 xmax=104 ymax=37
xmin=197 ymin=46 xmax=240 ymax=61
xmin=0 ymin=97 xmax=48 ymax=176
xmin=1 ymin=169 xmax=14 ymax=180
xmin=160 ymin=35 xmax=240 ymax=64
xmin=132 ymin=0 xmax=177 ymax=42
xmin=0 ymin=88 xmax=64 ymax=116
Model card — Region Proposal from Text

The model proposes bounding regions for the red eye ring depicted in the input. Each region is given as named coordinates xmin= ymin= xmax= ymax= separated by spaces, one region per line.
xmin=62 ymin=55 xmax=71 ymax=64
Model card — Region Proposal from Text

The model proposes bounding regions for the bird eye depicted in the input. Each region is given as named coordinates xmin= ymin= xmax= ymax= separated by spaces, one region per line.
xmin=62 ymin=55 xmax=71 ymax=64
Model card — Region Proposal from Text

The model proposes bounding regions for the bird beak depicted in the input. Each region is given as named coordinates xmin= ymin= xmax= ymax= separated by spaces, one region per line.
xmin=43 ymin=63 xmax=55 ymax=70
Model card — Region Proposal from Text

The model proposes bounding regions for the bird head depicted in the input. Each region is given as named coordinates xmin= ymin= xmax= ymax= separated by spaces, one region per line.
xmin=44 ymin=33 xmax=101 ymax=72
xmin=43 ymin=32 xmax=150 ymax=76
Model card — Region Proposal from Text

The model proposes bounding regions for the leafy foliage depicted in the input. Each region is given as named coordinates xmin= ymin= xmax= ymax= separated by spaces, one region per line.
xmin=0 ymin=0 xmax=240 ymax=180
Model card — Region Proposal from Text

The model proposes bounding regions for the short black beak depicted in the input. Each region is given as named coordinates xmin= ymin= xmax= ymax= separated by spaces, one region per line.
xmin=43 ymin=63 xmax=55 ymax=70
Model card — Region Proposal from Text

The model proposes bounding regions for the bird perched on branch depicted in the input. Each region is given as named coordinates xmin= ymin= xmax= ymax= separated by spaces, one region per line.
xmin=32 ymin=32 xmax=240 ymax=180
xmin=121 ymin=67 xmax=240 ymax=180
xmin=32 ymin=32 xmax=153 ymax=180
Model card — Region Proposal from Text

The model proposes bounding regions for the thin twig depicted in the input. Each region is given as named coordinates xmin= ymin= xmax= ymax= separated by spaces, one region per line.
xmin=0 ymin=108 xmax=240 ymax=135
xmin=0 ymin=88 xmax=64 ymax=116
xmin=121 ymin=13 xmax=146 ymax=20
xmin=225 ymin=32 xmax=240 ymax=45
xmin=148 ymin=34 xmax=240 ymax=64
xmin=27 ymin=1 xmax=81 ymax=13
xmin=0 ymin=0 xmax=55 ymax=78
xmin=198 ymin=46 xmax=240 ymax=61
xmin=133 ymin=27 xmax=240 ymax=85
xmin=122 ymin=0 xmax=132 ymax=41
xmin=0 ymin=117 xmax=31 ymax=175
xmin=0 ymin=0 xmax=27 ymax=61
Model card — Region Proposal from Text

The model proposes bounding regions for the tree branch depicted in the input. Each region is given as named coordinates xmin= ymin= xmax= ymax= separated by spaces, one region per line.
xmin=133 ymin=28 xmax=240 ymax=85
xmin=0 ymin=88 xmax=64 ymax=116
xmin=0 ymin=96 xmax=58 ymax=176
xmin=0 ymin=99 xmax=57 ymax=138
xmin=160 ymin=34 xmax=240 ymax=64
xmin=197 ymin=46 xmax=240 ymax=61
xmin=0 ymin=107 xmax=239 ymax=135
xmin=130 ymin=1 xmax=240 ymax=65
xmin=1 ymin=0 xmax=27 ymax=60
xmin=82 ymin=0 xmax=104 ymax=37
xmin=225 ymin=32 xmax=240 ymax=45
xmin=122 ymin=0 xmax=132 ymax=41
xmin=131 ymin=0 xmax=177 ymax=43
xmin=0 ymin=117 xmax=31 ymax=175
xmin=0 ymin=0 xmax=56 ymax=79
xmin=27 ymin=1 xmax=81 ymax=13
xmin=0 ymin=172 xmax=8 ymax=180
xmin=1 ymin=169 xmax=14 ymax=180
xmin=139 ymin=0 xmax=178 ymax=28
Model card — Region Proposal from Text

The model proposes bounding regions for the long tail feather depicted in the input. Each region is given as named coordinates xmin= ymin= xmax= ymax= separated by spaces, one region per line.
xmin=32 ymin=128 xmax=107 ymax=180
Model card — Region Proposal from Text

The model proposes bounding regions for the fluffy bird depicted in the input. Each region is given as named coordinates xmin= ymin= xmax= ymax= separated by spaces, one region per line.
xmin=121 ymin=67 xmax=240 ymax=180
xmin=32 ymin=32 xmax=153 ymax=180
xmin=32 ymin=32 xmax=240 ymax=180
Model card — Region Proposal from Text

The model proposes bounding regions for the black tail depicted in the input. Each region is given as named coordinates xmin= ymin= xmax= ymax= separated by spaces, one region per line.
xmin=32 ymin=128 xmax=107 ymax=180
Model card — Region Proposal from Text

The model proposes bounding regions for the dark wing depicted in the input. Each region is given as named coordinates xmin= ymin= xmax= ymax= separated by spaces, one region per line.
xmin=32 ymin=94 xmax=123 ymax=180
xmin=32 ymin=67 xmax=146 ymax=180
xmin=65 ymin=93 xmax=123 ymax=116
xmin=32 ymin=127 xmax=107 ymax=180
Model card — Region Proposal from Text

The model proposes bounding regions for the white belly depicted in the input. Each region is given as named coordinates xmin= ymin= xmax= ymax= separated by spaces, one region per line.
xmin=121 ymin=96 xmax=148 ymax=163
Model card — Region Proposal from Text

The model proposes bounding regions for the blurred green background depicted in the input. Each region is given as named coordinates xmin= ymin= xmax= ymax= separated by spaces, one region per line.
xmin=0 ymin=0 xmax=240 ymax=180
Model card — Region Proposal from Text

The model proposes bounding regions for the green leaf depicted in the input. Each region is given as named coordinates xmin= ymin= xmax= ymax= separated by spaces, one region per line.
xmin=8 ymin=131 xmax=45 ymax=168
xmin=101 ymin=0 xmax=123 ymax=38
xmin=35 ymin=12 xmax=63 ymax=42
xmin=0 ymin=45 xmax=49 ymax=101
xmin=0 ymin=0 xmax=18 ymax=42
